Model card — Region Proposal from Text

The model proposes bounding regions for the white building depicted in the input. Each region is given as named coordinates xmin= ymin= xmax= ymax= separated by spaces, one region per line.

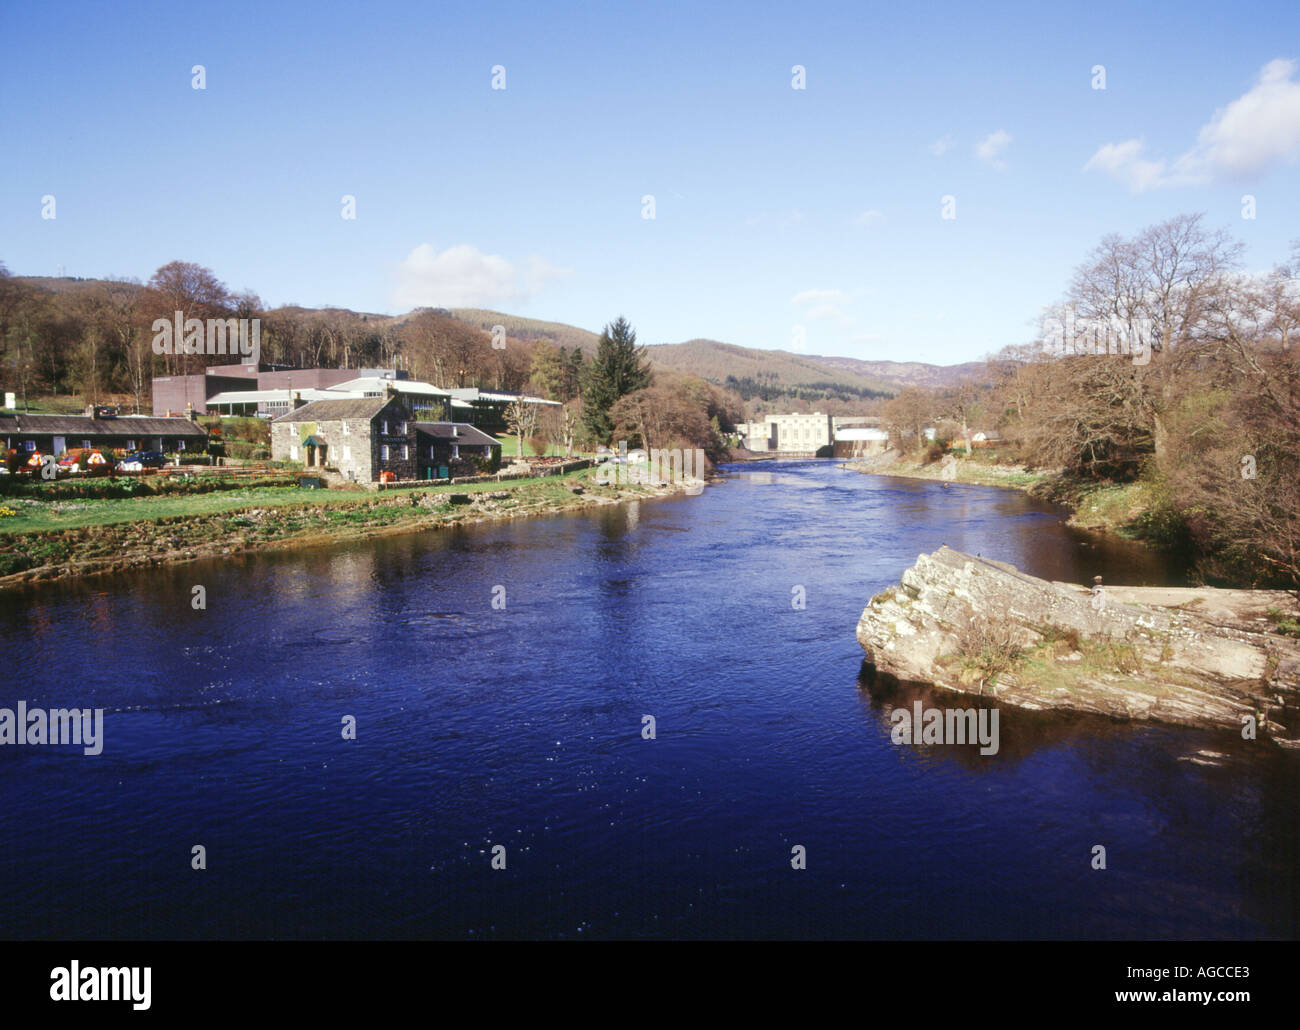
xmin=205 ymin=371 xmax=454 ymax=419
xmin=326 ymin=376 xmax=452 ymax=418
xmin=835 ymin=426 xmax=889 ymax=443
xmin=739 ymin=412 xmax=835 ymax=453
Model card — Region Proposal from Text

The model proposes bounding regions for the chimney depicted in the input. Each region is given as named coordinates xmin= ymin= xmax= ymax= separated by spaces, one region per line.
xmin=291 ymin=391 xmax=307 ymax=411
xmin=451 ymin=425 xmax=459 ymax=437
xmin=384 ymin=382 xmax=397 ymax=399
xmin=86 ymin=404 xmax=97 ymax=418
xmin=185 ymin=402 xmax=197 ymax=421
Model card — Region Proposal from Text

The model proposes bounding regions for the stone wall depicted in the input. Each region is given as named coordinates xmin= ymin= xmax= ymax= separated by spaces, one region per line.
xmin=450 ymin=458 xmax=593 ymax=485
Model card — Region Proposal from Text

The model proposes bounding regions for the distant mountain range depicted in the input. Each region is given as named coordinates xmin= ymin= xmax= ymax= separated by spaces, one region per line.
xmin=642 ymin=338 xmax=983 ymax=396
xmin=451 ymin=312 xmax=983 ymax=396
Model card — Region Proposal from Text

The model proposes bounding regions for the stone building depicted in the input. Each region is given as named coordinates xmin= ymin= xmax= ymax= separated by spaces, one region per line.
xmin=411 ymin=422 xmax=500 ymax=480
xmin=271 ymin=392 xmax=503 ymax=483
xmin=271 ymin=394 xmax=416 ymax=483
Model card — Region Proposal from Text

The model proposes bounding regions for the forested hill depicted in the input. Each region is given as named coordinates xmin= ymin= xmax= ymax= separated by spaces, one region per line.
xmin=448 ymin=314 xmax=982 ymax=399
xmin=642 ymin=338 xmax=983 ymax=401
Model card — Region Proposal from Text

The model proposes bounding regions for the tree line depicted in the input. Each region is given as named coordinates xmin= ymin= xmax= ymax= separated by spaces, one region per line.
xmin=0 ymin=261 xmax=743 ymax=459
xmin=0 ymin=261 xmax=549 ymax=412
xmin=880 ymin=213 xmax=1300 ymax=587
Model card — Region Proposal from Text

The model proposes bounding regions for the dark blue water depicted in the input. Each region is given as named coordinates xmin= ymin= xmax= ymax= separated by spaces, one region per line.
xmin=2 ymin=461 xmax=1296 ymax=939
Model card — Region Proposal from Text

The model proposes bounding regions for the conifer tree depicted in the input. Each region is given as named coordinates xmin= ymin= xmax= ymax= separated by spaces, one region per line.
xmin=582 ymin=317 xmax=651 ymax=442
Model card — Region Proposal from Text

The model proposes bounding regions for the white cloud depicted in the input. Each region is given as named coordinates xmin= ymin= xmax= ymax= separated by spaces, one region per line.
xmin=850 ymin=208 xmax=885 ymax=227
xmin=390 ymin=244 xmax=570 ymax=309
xmin=929 ymin=134 xmax=955 ymax=157
xmin=1082 ymin=139 xmax=1173 ymax=191
xmin=1192 ymin=58 xmax=1300 ymax=176
xmin=791 ymin=288 xmax=855 ymax=328
xmin=1085 ymin=58 xmax=1300 ymax=191
xmin=974 ymin=129 xmax=1012 ymax=168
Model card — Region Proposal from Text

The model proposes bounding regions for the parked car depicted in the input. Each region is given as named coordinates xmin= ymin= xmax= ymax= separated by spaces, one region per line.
xmin=57 ymin=454 xmax=80 ymax=473
xmin=118 ymin=450 xmax=165 ymax=471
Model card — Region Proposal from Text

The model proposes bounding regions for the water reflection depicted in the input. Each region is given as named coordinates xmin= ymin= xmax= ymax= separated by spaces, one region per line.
xmin=0 ymin=458 xmax=1291 ymax=939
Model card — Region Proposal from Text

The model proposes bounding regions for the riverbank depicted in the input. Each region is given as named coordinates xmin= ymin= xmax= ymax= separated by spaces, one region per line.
xmin=0 ymin=467 xmax=701 ymax=590
xmin=839 ymin=449 xmax=1157 ymax=540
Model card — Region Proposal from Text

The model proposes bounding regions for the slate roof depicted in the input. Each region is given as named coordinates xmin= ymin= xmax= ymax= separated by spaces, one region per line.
xmin=412 ymin=422 xmax=499 ymax=447
xmin=0 ymin=413 xmax=208 ymax=437
xmin=272 ymin=396 xmax=400 ymax=423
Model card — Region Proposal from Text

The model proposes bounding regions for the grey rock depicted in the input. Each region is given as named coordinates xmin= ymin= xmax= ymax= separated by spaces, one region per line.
xmin=857 ymin=547 xmax=1300 ymax=742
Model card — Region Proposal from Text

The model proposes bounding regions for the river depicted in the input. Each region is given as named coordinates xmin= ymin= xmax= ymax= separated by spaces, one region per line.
xmin=2 ymin=460 xmax=1296 ymax=939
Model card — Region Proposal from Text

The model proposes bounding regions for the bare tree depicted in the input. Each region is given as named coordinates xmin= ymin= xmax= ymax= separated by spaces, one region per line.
xmin=504 ymin=398 xmax=539 ymax=459
xmin=1064 ymin=214 xmax=1243 ymax=462
xmin=401 ymin=309 xmax=490 ymax=387
xmin=141 ymin=261 xmax=233 ymax=374
xmin=883 ymin=386 xmax=936 ymax=454
xmin=540 ymin=401 xmax=582 ymax=457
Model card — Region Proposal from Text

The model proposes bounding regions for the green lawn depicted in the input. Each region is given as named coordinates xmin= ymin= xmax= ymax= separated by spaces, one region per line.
xmin=494 ymin=435 xmax=569 ymax=458
xmin=0 ymin=470 xmax=595 ymax=535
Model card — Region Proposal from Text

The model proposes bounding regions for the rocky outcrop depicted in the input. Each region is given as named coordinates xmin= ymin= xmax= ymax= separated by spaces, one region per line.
xmin=857 ymin=546 xmax=1300 ymax=744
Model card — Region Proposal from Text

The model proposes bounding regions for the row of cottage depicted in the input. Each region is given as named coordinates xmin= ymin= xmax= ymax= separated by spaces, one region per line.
xmin=1 ymin=410 xmax=210 ymax=459
xmin=2 ymin=390 xmax=500 ymax=485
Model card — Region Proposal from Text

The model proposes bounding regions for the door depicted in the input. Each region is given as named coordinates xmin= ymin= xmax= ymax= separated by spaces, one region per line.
xmin=53 ymin=436 xmax=66 ymax=455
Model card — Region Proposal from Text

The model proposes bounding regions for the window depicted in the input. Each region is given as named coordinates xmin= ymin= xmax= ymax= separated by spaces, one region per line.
xmin=342 ymin=422 xmax=349 ymax=435
xmin=452 ymin=444 xmax=459 ymax=459
xmin=402 ymin=444 xmax=409 ymax=460
xmin=398 ymin=422 xmax=407 ymax=435
xmin=24 ymin=441 xmax=35 ymax=451
xmin=342 ymin=445 xmax=351 ymax=461
xmin=381 ymin=421 xmax=389 ymax=435
xmin=290 ymin=446 xmax=299 ymax=460
xmin=177 ymin=440 xmax=186 ymax=451
xmin=126 ymin=439 xmax=136 ymax=450
xmin=81 ymin=439 xmax=91 ymax=449
xmin=381 ymin=444 xmax=390 ymax=461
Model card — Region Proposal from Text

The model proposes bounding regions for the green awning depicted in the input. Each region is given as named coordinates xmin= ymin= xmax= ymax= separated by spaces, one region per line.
xmin=302 ymin=435 xmax=326 ymax=447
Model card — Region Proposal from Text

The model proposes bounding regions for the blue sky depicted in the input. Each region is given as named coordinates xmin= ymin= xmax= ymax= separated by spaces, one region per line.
xmin=2 ymin=0 xmax=1297 ymax=365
